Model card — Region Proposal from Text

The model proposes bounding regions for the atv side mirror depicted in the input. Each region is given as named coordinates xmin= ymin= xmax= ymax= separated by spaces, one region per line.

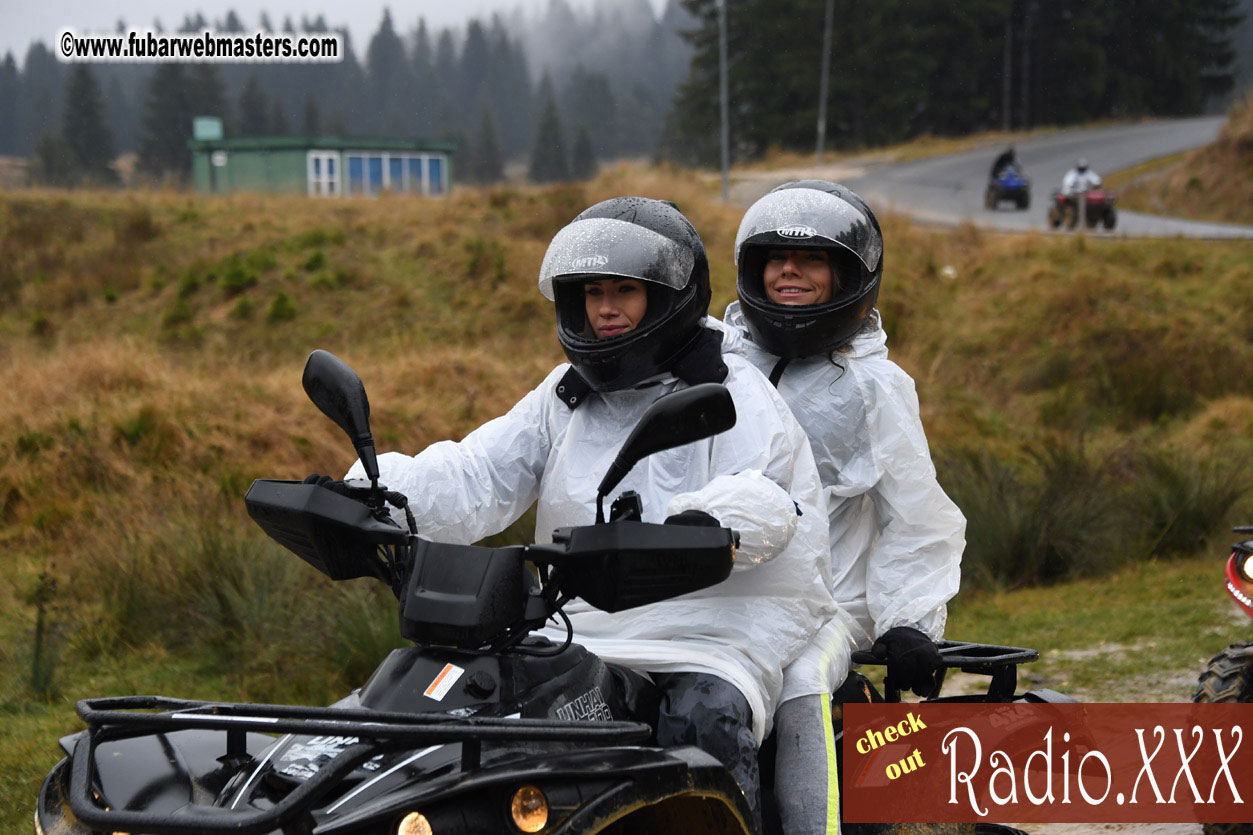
xmin=302 ymin=350 xmax=379 ymax=485
xmin=596 ymin=383 xmax=736 ymax=522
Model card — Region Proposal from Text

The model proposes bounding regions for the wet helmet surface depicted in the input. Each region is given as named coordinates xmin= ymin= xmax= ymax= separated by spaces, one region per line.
xmin=734 ymin=179 xmax=883 ymax=359
xmin=539 ymin=196 xmax=711 ymax=391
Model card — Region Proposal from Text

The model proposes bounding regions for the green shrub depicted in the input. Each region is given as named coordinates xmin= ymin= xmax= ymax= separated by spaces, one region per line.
xmin=15 ymin=430 xmax=54 ymax=458
xmin=231 ymin=296 xmax=255 ymax=319
xmin=302 ymin=250 xmax=326 ymax=271
xmin=244 ymin=247 xmax=278 ymax=272
xmin=113 ymin=404 xmax=162 ymax=447
xmin=1130 ymin=448 xmax=1252 ymax=557
xmin=221 ymin=258 xmax=258 ymax=297
xmin=113 ymin=205 xmax=161 ymax=245
xmin=177 ymin=270 xmax=201 ymax=298
xmin=30 ymin=311 xmax=53 ymax=338
xmin=464 ymin=236 xmax=507 ymax=285
xmin=330 ymin=584 xmax=407 ymax=686
xmin=22 ymin=570 xmax=61 ymax=700
xmin=940 ymin=438 xmax=1122 ymax=588
xmin=161 ymin=297 xmax=193 ymax=328
xmin=265 ymin=291 xmax=297 ymax=323
xmin=81 ymin=515 xmax=387 ymax=702
xmin=296 ymin=228 xmax=344 ymax=248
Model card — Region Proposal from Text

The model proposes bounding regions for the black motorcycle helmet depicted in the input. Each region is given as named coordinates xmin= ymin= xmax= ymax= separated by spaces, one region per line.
xmin=735 ymin=180 xmax=883 ymax=359
xmin=538 ymin=196 xmax=711 ymax=392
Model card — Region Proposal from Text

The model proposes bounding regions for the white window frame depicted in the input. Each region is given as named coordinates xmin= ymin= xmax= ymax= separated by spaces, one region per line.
xmin=307 ymin=150 xmax=341 ymax=198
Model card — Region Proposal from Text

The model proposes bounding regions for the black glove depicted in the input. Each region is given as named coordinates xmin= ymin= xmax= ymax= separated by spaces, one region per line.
xmin=663 ymin=509 xmax=720 ymax=528
xmin=303 ymin=472 xmax=355 ymax=498
xmin=870 ymin=626 xmax=942 ymax=697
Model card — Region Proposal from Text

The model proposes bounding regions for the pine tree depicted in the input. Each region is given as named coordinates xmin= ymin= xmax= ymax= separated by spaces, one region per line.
xmin=270 ymin=98 xmax=289 ymax=135
xmin=486 ymin=20 xmax=535 ymax=158
xmin=101 ymin=68 xmax=139 ymax=154
xmin=61 ymin=65 xmax=116 ymax=184
xmin=471 ymin=107 xmax=505 ymax=184
xmin=16 ymin=43 xmax=63 ymax=155
xmin=459 ymin=21 xmax=493 ymax=119
xmin=186 ymin=64 xmax=229 ymax=130
xmin=32 ymin=130 xmax=80 ymax=186
xmin=571 ymin=124 xmax=598 ymax=180
xmin=412 ymin=19 xmax=437 ymax=135
xmin=0 ymin=53 xmax=21 ymax=155
xmin=237 ymin=72 xmax=269 ymax=136
xmin=561 ymin=67 xmax=617 ymax=159
xmin=366 ymin=8 xmax=414 ymax=134
xmin=302 ymin=94 xmax=321 ymax=135
xmin=137 ymin=63 xmax=193 ymax=180
xmin=528 ymin=79 xmax=569 ymax=183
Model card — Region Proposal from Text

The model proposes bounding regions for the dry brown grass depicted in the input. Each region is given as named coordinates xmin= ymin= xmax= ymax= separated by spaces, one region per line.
xmin=2 ymin=161 xmax=1252 ymax=614
xmin=1115 ymin=91 xmax=1253 ymax=224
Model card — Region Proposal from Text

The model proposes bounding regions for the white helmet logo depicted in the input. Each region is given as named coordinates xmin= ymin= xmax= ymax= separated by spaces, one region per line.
xmin=572 ymin=254 xmax=609 ymax=270
xmin=777 ymin=225 xmax=819 ymax=239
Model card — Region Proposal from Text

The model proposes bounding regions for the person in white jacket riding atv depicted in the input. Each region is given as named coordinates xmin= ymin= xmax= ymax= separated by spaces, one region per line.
xmin=346 ymin=196 xmax=838 ymax=831
xmin=718 ymin=180 xmax=966 ymax=835
xmin=1061 ymin=157 xmax=1102 ymax=195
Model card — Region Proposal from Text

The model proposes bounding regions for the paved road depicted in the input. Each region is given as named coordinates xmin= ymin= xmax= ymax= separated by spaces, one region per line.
xmin=733 ymin=116 xmax=1253 ymax=239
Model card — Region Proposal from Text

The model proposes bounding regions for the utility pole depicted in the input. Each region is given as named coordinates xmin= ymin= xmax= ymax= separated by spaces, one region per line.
xmin=1019 ymin=0 xmax=1037 ymax=130
xmin=815 ymin=0 xmax=834 ymax=165
xmin=718 ymin=0 xmax=730 ymax=201
xmin=1001 ymin=10 xmax=1012 ymax=132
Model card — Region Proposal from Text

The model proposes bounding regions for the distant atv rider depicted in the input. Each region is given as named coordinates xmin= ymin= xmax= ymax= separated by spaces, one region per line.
xmin=340 ymin=197 xmax=836 ymax=830
xmin=719 ymin=180 xmax=965 ymax=835
xmin=1062 ymin=157 xmax=1102 ymax=195
xmin=989 ymin=146 xmax=1018 ymax=179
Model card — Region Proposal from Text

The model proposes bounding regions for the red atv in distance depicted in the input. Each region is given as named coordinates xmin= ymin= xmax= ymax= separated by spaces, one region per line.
xmin=1047 ymin=188 xmax=1117 ymax=230
xmin=1192 ymin=526 xmax=1253 ymax=835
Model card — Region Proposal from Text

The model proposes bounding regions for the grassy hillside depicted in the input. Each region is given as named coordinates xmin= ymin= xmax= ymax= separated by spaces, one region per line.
xmin=2 ymin=165 xmax=1253 ymax=828
xmin=1114 ymin=91 xmax=1253 ymax=224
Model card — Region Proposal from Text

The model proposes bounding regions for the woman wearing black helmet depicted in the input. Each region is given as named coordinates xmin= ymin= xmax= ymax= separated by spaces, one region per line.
xmin=347 ymin=196 xmax=836 ymax=829
xmin=721 ymin=181 xmax=965 ymax=835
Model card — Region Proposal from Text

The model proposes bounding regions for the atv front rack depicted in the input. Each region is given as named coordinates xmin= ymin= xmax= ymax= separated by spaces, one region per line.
xmin=67 ymin=695 xmax=653 ymax=835
xmin=851 ymin=638 xmax=1040 ymax=702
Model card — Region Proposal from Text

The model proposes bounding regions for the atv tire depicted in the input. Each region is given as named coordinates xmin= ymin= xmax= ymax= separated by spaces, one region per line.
xmin=1193 ymin=642 xmax=1253 ymax=703
xmin=1103 ymin=208 xmax=1117 ymax=230
xmin=1192 ymin=643 xmax=1253 ymax=835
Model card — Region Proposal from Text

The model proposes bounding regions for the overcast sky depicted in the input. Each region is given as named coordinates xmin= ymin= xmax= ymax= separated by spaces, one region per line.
xmin=1 ymin=0 xmax=668 ymax=65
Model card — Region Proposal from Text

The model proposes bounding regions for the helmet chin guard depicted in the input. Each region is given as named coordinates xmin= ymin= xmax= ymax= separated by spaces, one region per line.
xmin=734 ymin=180 xmax=883 ymax=359
xmin=540 ymin=197 xmax=711 ymax=392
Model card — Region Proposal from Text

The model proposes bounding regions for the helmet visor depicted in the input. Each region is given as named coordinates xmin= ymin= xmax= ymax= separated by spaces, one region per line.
xmin=539 ymin=217 xmax=695 ymax=300
xmin=734 ymin=187 xmax=882 ymax=274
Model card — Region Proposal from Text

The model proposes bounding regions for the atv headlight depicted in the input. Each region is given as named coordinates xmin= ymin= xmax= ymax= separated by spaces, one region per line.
xmin=397 ymin=811 xmax=433 ymax=835
xmin=510 ymin=784 xmax=548 ymax=833
xmin=1239 ymin=552 xmax=1253 ymax=583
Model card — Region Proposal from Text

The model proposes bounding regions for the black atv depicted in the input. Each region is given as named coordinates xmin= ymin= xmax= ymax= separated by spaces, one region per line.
xmin=36 ymin=351 xmax=1068 ymax=835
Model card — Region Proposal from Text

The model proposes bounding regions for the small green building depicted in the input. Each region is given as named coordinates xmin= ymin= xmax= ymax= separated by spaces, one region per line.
xmin=189 ymin=118 xmax=455 ymax=197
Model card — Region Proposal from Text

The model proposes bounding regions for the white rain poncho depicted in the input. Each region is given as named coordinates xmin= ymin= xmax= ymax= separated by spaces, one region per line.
xmin=346 ymin=345 xmax=835 ymax=743
xmin=720 ymin=303 xmax=964 ymax=649
xmin=1062 ymin=168 xmax=1102 ymax=195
